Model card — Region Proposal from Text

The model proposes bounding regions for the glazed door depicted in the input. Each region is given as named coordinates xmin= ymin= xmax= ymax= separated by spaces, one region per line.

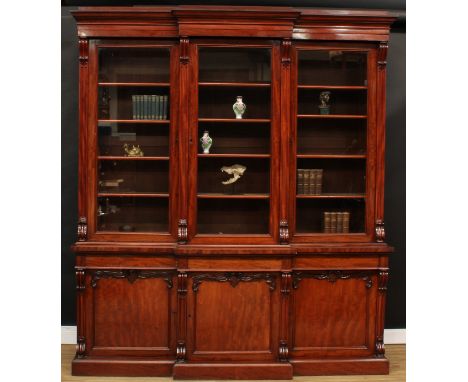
xmin=290 ymin=43 xmax=377 ymax=242
xmin=86 ymin=40 xmax=179 ymax=242
xmin=187 ymin=40 xmax=281 ymax=244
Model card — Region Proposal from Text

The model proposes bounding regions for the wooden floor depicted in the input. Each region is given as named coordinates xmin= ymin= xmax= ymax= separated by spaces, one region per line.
xmin=62 ymin=345 xmax=405 ymax=382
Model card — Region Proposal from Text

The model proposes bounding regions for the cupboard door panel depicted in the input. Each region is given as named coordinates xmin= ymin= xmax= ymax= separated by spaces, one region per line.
xmin=88 ymin=270 xmax=176 ymax=357
xmin=291 ymin=271 xmax=376 ymax=357
xmin=187 ymin=273 xmax=279 ymax=361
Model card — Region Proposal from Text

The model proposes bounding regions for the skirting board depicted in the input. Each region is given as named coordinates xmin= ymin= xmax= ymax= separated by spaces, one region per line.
xmin=61 ymin=326 xmax=406 ymax=345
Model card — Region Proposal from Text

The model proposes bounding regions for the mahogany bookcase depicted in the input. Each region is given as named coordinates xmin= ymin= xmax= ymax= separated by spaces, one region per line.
xmin=71 ymin=6 xmax=395 ymax=379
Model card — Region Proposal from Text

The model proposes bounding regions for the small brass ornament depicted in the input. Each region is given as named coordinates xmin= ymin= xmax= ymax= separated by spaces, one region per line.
xmin=123 ymin=143 xmax=144 ymax=157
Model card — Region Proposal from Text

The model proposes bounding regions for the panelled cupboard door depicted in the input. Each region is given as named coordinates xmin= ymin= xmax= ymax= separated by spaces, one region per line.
xmin=290 ymin=271 xmax=377 ymax=358
xmin=187 ymin=40 xmax=281 ymax=244
xmin=186 ymin=272 xmax=280 ymax=361
xmin=83 ymin=270 xmax=177 ymax=358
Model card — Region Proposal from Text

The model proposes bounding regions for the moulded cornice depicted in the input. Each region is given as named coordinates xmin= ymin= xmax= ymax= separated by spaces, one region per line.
xmin=71 ymin=6 xmax=396 ymax=41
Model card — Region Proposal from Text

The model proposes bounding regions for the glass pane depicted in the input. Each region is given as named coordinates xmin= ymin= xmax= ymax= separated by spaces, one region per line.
xmin=296 ymin=199 xmax=365 ymax=233
xmin=98 ymin=86 xmax=169 ymax=121
xmin=98 ymin=122 xmax=169 ymax=157
xmin=297 ymin=119 xmax=366 ymax=155
xmin=196 ymin=47 xmax=272 ymax=236
xmin=199 ymin=48 xmax=271 ymax=83
xmin=198 ymin=199 xmax=269 ymax=234
xmin=99 ymin=48 xmax=170 ymax=83
xmin=298 ymin=50 xmax=367 ymax=86
xmin=96 ymin=47 xmax=171 ymax=234
xmin=298 ymin=88 xmax=367 ymax=116
xmin=98 ymin=160 xmax=168 ymax=194
xmin=295 ymin=50 xmax=368 ymax=235
xmin=97 ymin=197 xmax=168 ymax=233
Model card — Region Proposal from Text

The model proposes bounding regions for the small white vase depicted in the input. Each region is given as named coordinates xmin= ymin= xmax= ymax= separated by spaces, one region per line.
xmin=233 ymin=96 xmax=246 ymax=119
xmin=200 ymin=130 xmax=213 ymax=154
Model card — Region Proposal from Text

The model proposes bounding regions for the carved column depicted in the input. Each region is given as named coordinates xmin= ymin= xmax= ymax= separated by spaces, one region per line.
xmin=78 ymin=37 xmax=89 ymax=221
xmin=178 ymin=219 xmax=188 ymax=244
xmin=279 ymin=220 xmax=289 ymax=245
xmin=75 ymin=268 xmax=86 ymax=358
xmin=375 ymin=41 xmax=389 ymax=227
xmin=279 ymin=272 xmax=291 ymax=362
xmin=176 ymin=272 xmax=188 ymax=362
xmin=375 ymin=270 xmax=389 ymax=358
xmin=375 ymin=219 xmax=385 ymax=243
xmin=77 ymin=217 xmax=87 ymax=242
xmin=279 ymin=39 xmax=292 ymax=238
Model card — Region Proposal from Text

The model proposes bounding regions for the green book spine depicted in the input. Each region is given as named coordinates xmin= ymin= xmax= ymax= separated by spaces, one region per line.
xmin=159 ymin=95 xmax=163 ymax=120
xmin=163 ymin=95 xmax=168 ymax=120
xmin=315 ymin=169 xmax=323 ymax=195
xmin=136 ymin=95 xmax=141 ymax=119
xmin=145 ymin=95 xmax=150 ymax=120
xmin=154 ymin=95 xmax=159 ymax=120
xmin=151 ymin=95 xmax=156 ymax=120
xmin=303 ymin=169 xmax=310 ymax=194
xmin=132 ymin=95 xmax=136 ymax=119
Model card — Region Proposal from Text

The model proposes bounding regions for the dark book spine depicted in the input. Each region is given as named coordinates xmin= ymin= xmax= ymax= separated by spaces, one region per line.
xmin=337 ymin=212 xmax=343 ymax=233
xmin=310 ymin=169 xmax=317 ymax=195
xmin=132 ymin=95 xmax=136 ymax=119
xmin=315 ymin=169 xmax=323 ymax=195
xmin=303 ymin=169 xmax=310 ymax=194
xmin=330 ymin=212 xmax=337 ymax=233
xmin=342 ymin=211 xmax=350 ymax=233
xmin=297 ymin=169 xmax=304 ymax=194
xmin=323 ymin=212 xmax=331 ymax=233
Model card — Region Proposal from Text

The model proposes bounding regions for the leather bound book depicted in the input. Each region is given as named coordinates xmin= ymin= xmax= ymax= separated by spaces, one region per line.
xmin=337 ymin=212 xmax=343 ymax=233
xmin=330 ymin=212 xmax=338 ymax=233
xmin=342 ymin=211 xmax=350 ymax=233
xmin=309 ymin=169 xmax=317 ymax=195
xmin=315 ymin=169 xmax=323 ymax=195
xmin=303 ymin=169 xmax=310 ymax=194
xmin=297 ymin=169 xmax=304 ymax=194
xmin=323 ymin=212 xmax=331 ymax=233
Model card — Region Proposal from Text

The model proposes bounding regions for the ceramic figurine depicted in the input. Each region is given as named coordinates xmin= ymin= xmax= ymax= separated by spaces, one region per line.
xmin=221 ymin=164 xmax=247 ymax=185
xmin=233 ymin=96 xmax=246 ymax=119
xmin=200 ymin=130 xmax=213 ymax=154
xmin=318 ymin=91 xmax=331 ymax=115
xmin=123 ymin=143 xmax=144 ymax=157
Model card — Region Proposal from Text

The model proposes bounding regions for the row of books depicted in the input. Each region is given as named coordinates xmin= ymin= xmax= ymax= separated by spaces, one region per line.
xmin=323 ymin=212 xmax=350 ymax=233
xmin=132 ymin=95 xmax=168 ymax=120
xmin=297 ymin=169 xmax=323 ymax=195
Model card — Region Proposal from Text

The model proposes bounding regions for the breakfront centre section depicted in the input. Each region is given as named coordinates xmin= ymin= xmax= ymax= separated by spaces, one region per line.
xmin=71 ymin=6 xmax=395 ymax=379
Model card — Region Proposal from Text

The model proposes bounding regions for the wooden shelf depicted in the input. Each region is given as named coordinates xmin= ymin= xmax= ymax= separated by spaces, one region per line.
xmin=198 ymin=153 xmax=270 ymax=158
xmin=298 ymin=85 xmax=367 ymax=90
xmin=98 ymin=120 xmax=170 ymax=124
xmin=98 ymin=156 xmax=169 ymax=161
xmin=197 ymin=193 xmax=270 ymax=199
xmin=296 ymin=194 xmax=366 ymax=199
xmin=199 ymin=118 xmax=270 ymax=123
xmin=98 ymin=192 xmax=169 ymax=198
xmin=98 ymin=82 xmax=170 ymax=87
xmin=297 ymin=154 xmax=366 ymax=159
xmin=199 ymin=82 xmax=270 ymax=87
xmin=297 ymin=114 xmax=367 ymax=119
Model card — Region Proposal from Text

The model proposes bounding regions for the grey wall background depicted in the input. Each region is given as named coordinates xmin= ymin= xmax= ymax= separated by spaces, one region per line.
xmin=61 ymin=1 xmax=406 ymax=328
